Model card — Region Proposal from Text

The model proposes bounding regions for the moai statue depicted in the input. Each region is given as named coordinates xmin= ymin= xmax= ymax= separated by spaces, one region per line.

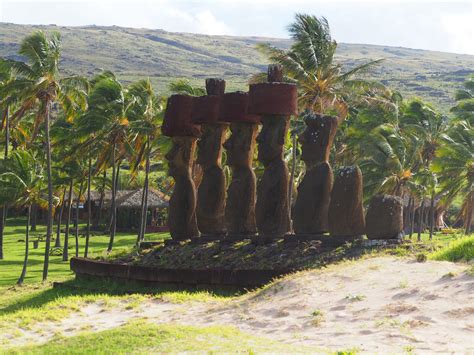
xmin=191 ymin=78 xmax=227 ymax=238
xmin=366 ymin=194 xmax=404 ymax=240
xmin=293 ymin=112 xmax=339 ymax=235
xmin=162 ymin=94 xmax=201 ymax=241
xmin=220 ymin=92 xmax=260 ymax=239
xmin=249 ymin=64 xmax=297 ymax=241
xmin=328 ymin=166 xmax=366 ymax=237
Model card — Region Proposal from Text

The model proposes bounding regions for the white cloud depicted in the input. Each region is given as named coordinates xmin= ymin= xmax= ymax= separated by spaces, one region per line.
xmin=441 ymin=12 xmax=474 ymax=55
xmin=194 ymin=10 xmax=233 ymax=35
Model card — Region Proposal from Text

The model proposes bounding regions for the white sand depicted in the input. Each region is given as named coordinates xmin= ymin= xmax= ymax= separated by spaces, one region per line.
xmin=2 ymin=257 xmax=473 ymax=353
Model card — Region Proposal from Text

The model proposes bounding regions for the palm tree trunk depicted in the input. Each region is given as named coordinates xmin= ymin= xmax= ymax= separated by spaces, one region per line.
xmin=465 ymin=193 xmax=473 ymax=235
xmin=137 ymin=173 xmax=147 ymax=244
xmin=4 ymin=105 xmax=9 ymax=159
xmin=42 ymin=101 xmax=54 ymax=281
xmin=417 ymin=200 xmax=425 ymax=242
xmin=108 ymin=143 xmax=117 ymax=252
xmin=288 ymin=133 xmax=297 ymax=224
xmin=30 ymin=204 xmax=37 ymax=231
xmin=75 ymin=181 xmax=84 ymax=257
xmin=62 ymin=179 xmax=74 ymax=261
xmin=94 ymin=170 xmax=106 ymax=229
xmin=141 ymin=154 xmax=150 ymax=242
xmin=0 ymin=106 xmax=9 ymax=260
xmin=137 ymin=139 xmax=150 ymax=244
xmin=429 ymin=192 xmax=435 ymax=240
xmin=17 ymin=205 xmax=31 ymax=285
xmin=54 ymin=187 xmax=67 ymax=248
xmin=409 ymin=197 xmax=416 ymax=238
xmin=84 ymin=158 xmax=92 ymax=258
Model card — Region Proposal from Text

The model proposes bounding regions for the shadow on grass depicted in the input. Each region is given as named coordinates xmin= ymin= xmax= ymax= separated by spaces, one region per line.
xmin=0 ymin=277 xmax=240 ymax=317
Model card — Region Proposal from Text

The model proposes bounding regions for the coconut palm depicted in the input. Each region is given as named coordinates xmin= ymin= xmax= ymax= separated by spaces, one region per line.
xmin=126 ymin=79 xmax=163 ymax=243
xmin=76 ymin=73 xmax=130 ymax=252
xmin=432 ymin=121 xmax=473 ymax=234
xmin=0 ymin=150 xmax=47 ymax=284
xmin=1 ymin=31 xmax=87 ymax=280
xmin=256 ymin=14 xmax=384 ymax=120
xmin=400 ymin=100 xmax=448 ymax=168
xmin=357 ymin=123 xmax=421 ymax=200
xmin=451 ymin=76 xmax=474 ymax=125
xmin=168 ymin=79 xmax=205 ymax=96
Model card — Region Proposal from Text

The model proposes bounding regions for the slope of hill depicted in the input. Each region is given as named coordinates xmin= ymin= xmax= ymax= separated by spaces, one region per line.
xmin=0 ymin=22 xmax=473 ymax=110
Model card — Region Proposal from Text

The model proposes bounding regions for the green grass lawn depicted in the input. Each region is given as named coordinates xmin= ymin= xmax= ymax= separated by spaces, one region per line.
xmin=0 ymin=218 xmax=169 ymax=286
xmin=0 ymin=217 xmax=470 ymax=353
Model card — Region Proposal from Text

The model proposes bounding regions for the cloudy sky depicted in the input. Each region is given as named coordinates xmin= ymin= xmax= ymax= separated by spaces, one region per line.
xmin=0 ymin=0 xmax=473 ymax=54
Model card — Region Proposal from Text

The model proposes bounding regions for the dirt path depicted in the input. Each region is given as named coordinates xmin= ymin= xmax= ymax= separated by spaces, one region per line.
xmin=2 ymin=257 xmax=474 ymax=353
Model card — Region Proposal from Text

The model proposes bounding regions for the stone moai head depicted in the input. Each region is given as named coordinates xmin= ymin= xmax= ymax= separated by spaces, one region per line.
xmin=165 ymin=136 xmax=196 ymax=178
xmin=162 ymin=94 xmax=201 ymax=177
xmin=249 ymin=65 xmax=298 ymax=166
xmin=191 ymin=78 xmax=227 ymax=169
xmin=256 ymin=117 xmax=288 ymax=165
xmin=223 ymin=123 xmax=258 ymax=168
xmin=299 ymin=111 xmax=339 ymax=166
xmin=196 ymin=125 xmax=225 ymax=168
xmin=219 ymin=91 xmax=260 ymax=167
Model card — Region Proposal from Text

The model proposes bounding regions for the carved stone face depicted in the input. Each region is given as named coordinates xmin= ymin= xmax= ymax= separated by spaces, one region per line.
xmin=256 ymin=116 xmax=288 ymax=165
xmin=165 ymin=136 xmax=196 ymax=178
xmin=299 ymin=125 xmax=321 ymax=164
xmin=223 ymin=122 xmax=257 ymax=168
xmin=196 ymin=124 xmax=226 ymax=168
xmin=299 ymin=116 xmax=338 ymax=165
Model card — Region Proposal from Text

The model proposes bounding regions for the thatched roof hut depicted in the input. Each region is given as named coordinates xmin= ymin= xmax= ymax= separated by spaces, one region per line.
xmin=100 ymin=189 xmax=169 ymax=209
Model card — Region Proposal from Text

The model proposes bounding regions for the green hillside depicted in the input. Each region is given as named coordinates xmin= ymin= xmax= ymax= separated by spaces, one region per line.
xmin=1 ymin=22 xmax=473 ymax=110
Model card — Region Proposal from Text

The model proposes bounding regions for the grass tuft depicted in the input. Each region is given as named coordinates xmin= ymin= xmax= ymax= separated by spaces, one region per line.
xmin=429 ymin=235 xmax=474 ymax=262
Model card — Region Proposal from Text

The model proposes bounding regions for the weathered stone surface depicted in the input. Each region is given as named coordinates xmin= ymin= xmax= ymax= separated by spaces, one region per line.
xmin=196 ymin=124 xmax=227 ymax=236
xmin=162 ymin=94 xmax=200 ymax=137
xmin=205 ymin=78 xmax=226 ymax=96
xmin=328 ymin=166 xmax=365 ymax=237
xmin=293 ymin=162 xmax=333 ymax=234
xmin=366 ymin=194 xmax=403 ymax=240
xmin=224 ymin=122 xmax=258 ymax=237
xmin=165 ymin=136 xmax=200 ymax=240
xmin=191 ymin=95 xmax=221 ymax=124
xmin=249 ymin=82 xmax=298 ymax=116
xmin=218 ymin=91 xmax=260 ymax=124
xmin=256 ymin=116 xmax=291 ymax=239
xmin=299 ymin=112 xmax=339 ymax=164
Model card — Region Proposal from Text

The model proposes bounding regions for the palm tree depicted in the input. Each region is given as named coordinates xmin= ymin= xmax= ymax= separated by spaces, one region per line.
xmin=0 ymin=150 xmax=47 ymax=285
xmin=2 ymin=31 xmax=87 ymax=280
xmin=400 ymin=100 xmax=448 ymax=168
xmin=126 ymin=79 xmax=163 ymax=244
xmin=168 ymin=79 xmax=205 ymax=96
xmin=357 ymin=123 xmax=420 ymax=199
xmin=256 ymin=14 xmax=384 ymax=120
xmin=432 ymin=121 xmax=473 ymax=234
xmin=451 ymin=76 xmax=474 ymax=125
xmin=76 ymin=73 xmax=130 ymax=252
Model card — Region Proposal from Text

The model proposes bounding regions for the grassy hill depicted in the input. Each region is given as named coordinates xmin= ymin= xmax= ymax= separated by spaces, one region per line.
xmin=1 ymin=22 xmax=473 ymax=111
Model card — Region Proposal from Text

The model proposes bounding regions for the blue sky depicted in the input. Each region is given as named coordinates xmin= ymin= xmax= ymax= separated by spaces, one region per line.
xmin=0 ymin=0 xmax=473 ymax=54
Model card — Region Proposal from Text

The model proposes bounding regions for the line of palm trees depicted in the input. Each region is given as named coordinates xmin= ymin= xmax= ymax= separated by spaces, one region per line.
xmin=0 ymin=32 xmax=164 ymax=283
xmin=0 ymin=14 xmax=472 ymax=286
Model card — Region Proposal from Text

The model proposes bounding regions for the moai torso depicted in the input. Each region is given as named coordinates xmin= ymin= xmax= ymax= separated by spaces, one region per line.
xmin=162 ymin=94 xmax=201 ymax=241
xmin=249 ymin=65 xmax=297 ymax=241
xmin=293 ymin=113 xmax=339 ymax=235
xmin=166 ymin=136 xmax=200 ymax=240
xmin=255 ymin=116 xmax=291 ymax=239
xmin=328 ymin=166 xmax=366 ymax=237
xmin=293 ymin=162 xmax=333 ymax=234
xmin=224 ymin=122 xmax=258 ymax=236
xmin=196 ymin=124 xmax=227 ymax=236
